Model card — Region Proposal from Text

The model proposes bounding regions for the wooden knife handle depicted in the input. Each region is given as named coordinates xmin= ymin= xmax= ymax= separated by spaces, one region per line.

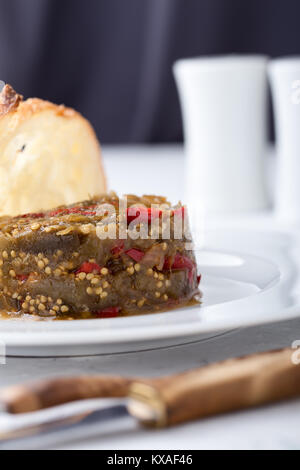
xmin=0 ymin=375 xmax=137 ymax=414
xmin=128 ymin=347 xmax=300 ymax=427
xmin=2 ymin=347 xmax=300 ymax=422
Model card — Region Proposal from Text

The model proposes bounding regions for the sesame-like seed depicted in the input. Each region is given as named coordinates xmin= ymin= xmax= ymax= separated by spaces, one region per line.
xmin=80 ymin=224 xmax=92 ymax=234
xmin=147 ymin=268 xmax=153 ymax=276
xmin=153 ymin=272 xmax=159 ymax=279
xmin=89 ymin=258 xmax=96 ymax=263
xmin=57 ymin=299 xmax=63 ymax=305
xmin=78 ymin=272 xmax=86 ymax=280
xmin=22 ymin=302 xmax=28 ymax=310
xmin=165 ymin=280 xmax=171 ymax=287
xmin=38 ymin=303 xmax=46 ymax=311
xmin=138 ymin=299 xmax=145 ymax=308
xmin=157 ymin=281 xmax=163 ymax=288
xmin=45 ymin=227 xmax=52 ymax=233
xmin=101 ymin=267 xmax=109 ymax=276
xmin=31 ymin=223 xmax=40 ymax=231
xmin=86 ymin=287 xmax=93 ymax=295
xmin=91 ymin=277 xmax=100 ymax=285
xmin=54 ymin=268 xmax=62 ymax=277
xmin=56 ymin=250 xmax=63 ymax=257
xmin=57 ymin=227 xmax=73 ymax=236
xmin=73 ymin=252 xmax=79 ymax=258
xmin=43 ymin=258 xmax=49 ymax=265
xmin=20 ymin=252 xmax=26 ymax=259
xmin=100 ymin=292 xmax=108 ymax=299
xmin=17 ymin=295 xmax=22 ymax=300
xmin=2 ymin=251 xmax=8 ymax=259
xmin=10 ymin=250 xmax=16 ymax=258
xmin=29 ymin=306 xmax=35 ymax=313
xmin=25 ymin=295 xmax=31 ymax=302
xmin=9 ymin=269 xmax=16 ymax=278
xmin=49 ymin=310 xmax=56 ymax=316
xmin=40 ymin=295 xmax=47 ymax=303
xmin=102 ymin=281 xmax=109 ymax=289
xmin=38 ymin=253 xmax=43 ymax=259
xmin=30 ymin=300 xmax=35 ymax=305
xmin=61 ymin=305 xmax=69 ymax=313
xmin=86 ymin=273 xmax=94 ymax=281
xmin=134 ymin=264 xmax=141 ymax=272
xmin=0 ymin=259 xmax=3 ymax=266
xmin=12 ymin=293 xmax=18 ymax=299
xmin=45 ymin=267 xmax=52 ymax=275
xmin=131 ymin=299 xmax=137 ymax=304
xmin=127 ymin=266 xmax=135 ymax=275
xmin=158 ymin=274 xmax=164 ymax=281
xmin=38 ymin=260 xmax=45 ymax=269
xmin=53 ymin=306 xmax=59 ymax=312
xmin=48 ymin=297 xmax=53 ymax=302
xmin=163 ymin=294 xmax=169 ymax=301
xmin=95 ymin=287 xmax=103 ymax=295
xmin=155 ymin=292 xmax=161 ymax=298
xmin=35 ymin=299 xmax=40 ymax=305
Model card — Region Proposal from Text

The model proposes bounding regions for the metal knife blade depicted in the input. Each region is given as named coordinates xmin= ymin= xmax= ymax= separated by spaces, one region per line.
xmin=0 ymin=398 xmax=130 ymax=445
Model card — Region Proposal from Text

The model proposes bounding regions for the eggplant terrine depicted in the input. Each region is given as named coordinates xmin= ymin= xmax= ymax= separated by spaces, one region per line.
xmin=0 ymin=193 xmax=201 ymax=319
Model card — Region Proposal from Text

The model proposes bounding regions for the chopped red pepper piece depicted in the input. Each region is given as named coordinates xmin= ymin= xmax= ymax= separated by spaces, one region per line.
xmin=125 ymin=248 xmax=145 ymax=262
xmin=16 ymin=274 xmax=29 ymax=282
xmin=49 ymin=206 xmax=97 ymax=217
xmin=164 ymin=253 xmax=197 ymax=286
xmin=49 ymin=208 xmax=66 ymax=217
xmin=188 ymin=268 xmax=195 ymax=285
xmin=81 ymin=211 xmax=97 ymax=216
xmin=19 ymin=212 xmax=45 ymax=219
xmin=126 ymin=207 xmax=162 ymax=224
xmin=163 ymin=256 xmax=172 ymax=270
xmin=95 ymin=307 xmax=120 ymax=318
xmin=172 ymin=207 xmax=186 ymax=218
xmin=147 ymin=208 xmax=163 ymax=220
xmin=75 ymin=261 xmax=102 ymax=274
xmin=111 ymin=240 xmax=125 ymax=257
xmin=66 ymin=207 xmax=96 ymax=216
xmin=197 ymin=275 xmax=201 ymax=286
xmin=164 ymin=254 xmax=195 ymax=271
xmin=171 ymin=253 xmax=195 ymax=271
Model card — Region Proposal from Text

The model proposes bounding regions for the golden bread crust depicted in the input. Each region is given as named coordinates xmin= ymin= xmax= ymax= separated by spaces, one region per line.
xmin=0 ymin=84 xmax=23 ymax=116
xmin=0 ymin=85 xmax=107 ymax=216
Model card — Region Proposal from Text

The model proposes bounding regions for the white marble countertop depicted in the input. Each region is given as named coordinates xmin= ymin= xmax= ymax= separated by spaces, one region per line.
xmin=1 ymin=145 xmax=300 ymax=450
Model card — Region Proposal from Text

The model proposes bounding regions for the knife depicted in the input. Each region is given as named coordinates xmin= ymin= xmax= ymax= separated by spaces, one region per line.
xmin=0 ymin=347 xmax=300 ymax=443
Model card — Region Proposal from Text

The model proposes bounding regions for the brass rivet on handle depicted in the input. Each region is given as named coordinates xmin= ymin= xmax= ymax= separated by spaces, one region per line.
xmin=128 ymin=382 xmax=167 ymax=428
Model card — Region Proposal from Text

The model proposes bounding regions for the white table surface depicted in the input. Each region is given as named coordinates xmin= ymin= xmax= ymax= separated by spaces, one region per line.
xmin=1 ymin=145 xmax=300 ymax=451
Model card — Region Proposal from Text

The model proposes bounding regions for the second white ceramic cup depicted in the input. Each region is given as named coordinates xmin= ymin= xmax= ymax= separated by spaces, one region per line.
xmin=174 ymin=55 xmax=269 ymax=213
xmin=269 ymin=58 xmax=300 ymax=223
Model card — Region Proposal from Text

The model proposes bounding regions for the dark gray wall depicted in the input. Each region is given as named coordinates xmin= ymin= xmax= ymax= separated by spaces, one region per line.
xmin=0 ymin=0 xmax=299 ymax=143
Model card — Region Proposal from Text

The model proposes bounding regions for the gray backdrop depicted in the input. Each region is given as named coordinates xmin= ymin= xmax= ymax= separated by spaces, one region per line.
xmin=0 ymin=0 xmax=299 ymax=143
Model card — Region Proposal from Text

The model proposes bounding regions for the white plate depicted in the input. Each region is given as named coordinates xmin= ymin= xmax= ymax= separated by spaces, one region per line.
xmin=0 ymin=229 xmax=299 ymax=356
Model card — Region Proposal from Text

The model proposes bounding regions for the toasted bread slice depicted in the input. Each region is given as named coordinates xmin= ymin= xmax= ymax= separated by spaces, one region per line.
xmin=0 ymin=85 xmax=106 ymax=216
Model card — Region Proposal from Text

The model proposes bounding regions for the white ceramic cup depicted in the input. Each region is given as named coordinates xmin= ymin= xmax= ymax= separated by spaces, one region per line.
xmin=269 ymin=58 xmax=300 ymax=223
xmin=173 ymin=55 xmax=269 ymax=213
